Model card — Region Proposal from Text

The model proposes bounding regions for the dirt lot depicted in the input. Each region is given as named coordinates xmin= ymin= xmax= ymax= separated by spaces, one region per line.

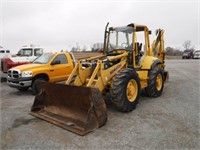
xmin=0 ymin=59 xmax=199 ymax=149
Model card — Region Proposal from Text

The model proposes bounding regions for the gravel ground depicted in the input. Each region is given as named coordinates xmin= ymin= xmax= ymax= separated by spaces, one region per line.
xmin=0 ymin=59 xmax=200 ymax=150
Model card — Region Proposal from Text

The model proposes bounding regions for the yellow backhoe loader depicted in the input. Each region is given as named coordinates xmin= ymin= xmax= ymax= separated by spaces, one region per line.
xmin=31 ymin=23 xmax=169 ymax=135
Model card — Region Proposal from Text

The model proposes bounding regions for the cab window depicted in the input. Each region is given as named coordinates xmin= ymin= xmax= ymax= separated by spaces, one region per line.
xmin=52 ymin=54 xmax=68 ymax=64
xmin=34 ymin=48 xmax=43 ymax=56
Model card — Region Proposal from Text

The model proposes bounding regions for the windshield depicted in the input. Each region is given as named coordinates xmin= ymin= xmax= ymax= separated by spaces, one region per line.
xmin=108 ymin=26 xmax=133 ymax=52
xmin=18 ymin=49 xmax=33 ymax=56
xmin=33 ymin=53 xmax=53 ymax=64
xmin=194 ymin=51 xmax=200 ymax=55
xmin=183 ymin=50 xmax=192 ymax=53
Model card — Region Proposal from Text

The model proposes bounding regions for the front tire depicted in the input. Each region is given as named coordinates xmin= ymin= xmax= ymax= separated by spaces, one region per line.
xmin=110 ymin=68 xmax=141 ymax=112
xmin=146 ymin=66 xmax=164 ymax=97
xmin=32 ymin=78 xmax=47 ymax=95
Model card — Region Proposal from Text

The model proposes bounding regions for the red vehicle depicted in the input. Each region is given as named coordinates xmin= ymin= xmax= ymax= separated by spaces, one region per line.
xmin=1 ymin=45 xmax=43 ymax=80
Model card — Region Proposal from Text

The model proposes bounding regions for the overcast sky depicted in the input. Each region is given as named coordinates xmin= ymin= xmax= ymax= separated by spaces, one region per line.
xmin=1 ymin=0 xmax=199 ymax=53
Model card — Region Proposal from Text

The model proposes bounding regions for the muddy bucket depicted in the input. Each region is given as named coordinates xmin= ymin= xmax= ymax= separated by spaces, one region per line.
xmin=30 ymin=81 xmax=107 ymax=136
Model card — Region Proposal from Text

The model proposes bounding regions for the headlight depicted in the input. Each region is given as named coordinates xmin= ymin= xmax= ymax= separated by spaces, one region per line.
xmin=21 ymin=71 xmax=33 ymax=77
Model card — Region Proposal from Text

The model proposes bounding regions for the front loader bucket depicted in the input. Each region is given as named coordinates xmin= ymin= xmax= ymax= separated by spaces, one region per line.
xmin=30 ymin=81 xmax=107 ymax=136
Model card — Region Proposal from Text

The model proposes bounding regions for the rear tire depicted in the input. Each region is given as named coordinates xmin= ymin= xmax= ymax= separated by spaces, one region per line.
xmin=110 ymin=68 xmax=141 ymax=112
xmin=146 ymin=66 xmax=164 ymax=97
xmin=32 ymin=78 xmax=47 ymax=95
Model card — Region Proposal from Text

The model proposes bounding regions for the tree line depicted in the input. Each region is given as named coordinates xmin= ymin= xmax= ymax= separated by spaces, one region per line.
xmin=70 ymin=40 xmax=196 ymax=56
xmin=165 ymin=40 xmax=195 ymax=56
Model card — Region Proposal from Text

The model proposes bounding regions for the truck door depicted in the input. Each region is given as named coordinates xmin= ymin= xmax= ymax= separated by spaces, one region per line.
xmin=49 ymin=54 xmax=72 ymax=82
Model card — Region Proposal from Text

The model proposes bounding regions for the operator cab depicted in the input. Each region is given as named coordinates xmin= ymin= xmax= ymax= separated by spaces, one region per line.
xmin=108 ymin=26 xmax=133 ymax=52
xmin=105 ymin=23 xmax=148 ymax=67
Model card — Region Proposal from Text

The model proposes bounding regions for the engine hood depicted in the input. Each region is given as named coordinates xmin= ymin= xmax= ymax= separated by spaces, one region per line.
xmin=10 ymin=63 xmax=48 ymax=72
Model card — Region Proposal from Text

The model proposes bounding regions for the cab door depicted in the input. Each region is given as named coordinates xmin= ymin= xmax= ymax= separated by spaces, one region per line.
xmin=49 ymin=54 xmax=73 ymax=82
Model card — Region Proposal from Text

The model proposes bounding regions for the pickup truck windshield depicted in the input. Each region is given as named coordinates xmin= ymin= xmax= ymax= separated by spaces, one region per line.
xmin=33 ymin=54 xmax=53 ymax=64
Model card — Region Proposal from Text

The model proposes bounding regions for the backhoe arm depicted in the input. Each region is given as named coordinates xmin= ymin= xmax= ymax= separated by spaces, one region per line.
xmin=151 ymin=29 xmax=165 ymax=62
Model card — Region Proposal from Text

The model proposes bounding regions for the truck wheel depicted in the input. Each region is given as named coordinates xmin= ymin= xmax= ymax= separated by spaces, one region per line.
xmin=146 ymin=66 xmax=164 ymax=97
xmin=1 ymin=77 xmax=7 ymax=82
xmin=32 ymin=78 xmax=47 ymax=95
xmin=110 ymin=68 xmax=141 ymax=112
xmin=17 ymin=87 xmax=29 ymax=92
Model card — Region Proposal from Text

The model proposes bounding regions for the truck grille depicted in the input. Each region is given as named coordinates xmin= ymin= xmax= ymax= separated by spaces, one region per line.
xmin=8 ymin=70 xmax=21 ymax=79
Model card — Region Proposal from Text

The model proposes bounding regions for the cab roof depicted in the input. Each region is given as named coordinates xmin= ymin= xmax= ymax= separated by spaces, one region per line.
xmin=109 ymin=23 xmax=149 ymax=32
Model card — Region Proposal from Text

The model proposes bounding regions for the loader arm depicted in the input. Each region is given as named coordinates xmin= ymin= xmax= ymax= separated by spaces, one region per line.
xmin=66 ymin=51 xmax=128 ymax=92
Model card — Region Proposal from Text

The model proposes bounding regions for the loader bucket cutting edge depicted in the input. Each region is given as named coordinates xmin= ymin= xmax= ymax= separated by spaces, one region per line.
xmin=30 ymin=81 xmax=107 ymax=136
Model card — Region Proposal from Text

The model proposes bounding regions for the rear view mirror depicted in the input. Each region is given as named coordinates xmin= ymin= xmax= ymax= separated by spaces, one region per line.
xmin=149 ymin=30 xmax=152 ymax=34
xmin=51 ymin=60 xmax=61 ymax=65
xmin=17 ymin=51 xmax=21 ymax=56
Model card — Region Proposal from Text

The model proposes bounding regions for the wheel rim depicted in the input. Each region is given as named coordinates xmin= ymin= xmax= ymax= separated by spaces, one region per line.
xmin=126 ymin=79 xmax=138 ymax=102
xmin=156 ymin=74 xmax=163 ymax=91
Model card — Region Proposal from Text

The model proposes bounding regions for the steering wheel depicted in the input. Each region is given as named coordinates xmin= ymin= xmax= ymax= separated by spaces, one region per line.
xmin=121 ymin=43 xmax=128 ymax=48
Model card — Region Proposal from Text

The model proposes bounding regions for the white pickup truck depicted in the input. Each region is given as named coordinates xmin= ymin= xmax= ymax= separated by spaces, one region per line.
xmin=1 ymin=45 xmax=43 ymax=81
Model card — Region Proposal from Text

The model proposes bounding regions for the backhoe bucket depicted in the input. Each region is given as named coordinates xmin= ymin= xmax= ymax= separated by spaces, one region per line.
xmin=30 ymin=81 xmax=107 ymax=136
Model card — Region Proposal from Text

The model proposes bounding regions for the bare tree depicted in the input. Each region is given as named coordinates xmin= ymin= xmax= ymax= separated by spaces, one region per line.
xmin=165 ymin=47 xmax=183 ymax=56
xmin=165 ymin=47 xmax=174 ymax=56
xmin=182 ymin=40 xmax=194 ymax=50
